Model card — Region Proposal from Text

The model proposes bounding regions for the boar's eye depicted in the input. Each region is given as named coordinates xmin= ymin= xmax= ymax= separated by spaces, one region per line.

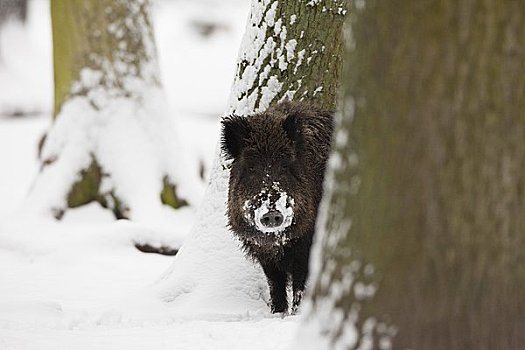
xmin=239 ymin=164 xmax=256 ymax=179
xmin=283 ymin=113 xmax=302 ymax=143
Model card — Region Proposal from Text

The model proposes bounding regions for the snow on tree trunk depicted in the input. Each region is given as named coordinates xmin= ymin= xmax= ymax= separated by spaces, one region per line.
xmin=297 ymin=1 xmax=525 ymax=349
xmin=229 ymin=0 xmax=347 ymax=115
xmin=155 ymin=0 xmax=347 ymax=313
xmin=28 ymin=0 xmax=191 ymax=221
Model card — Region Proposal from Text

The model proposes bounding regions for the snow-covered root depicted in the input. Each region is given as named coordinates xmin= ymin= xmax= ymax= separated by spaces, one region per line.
xmin=25 ymin=84 xmax=201 ymax=223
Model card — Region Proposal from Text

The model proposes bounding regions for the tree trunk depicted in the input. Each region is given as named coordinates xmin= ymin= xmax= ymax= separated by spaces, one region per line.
xmin=0 ymin=0 xmax=27 ymax=62
xmin=156 ymin=0 xmax=347 ymax=312
xmin=29 ymin=0 xmax=188 ymax=220
xmin=298 ymin=1 xmax=525 ymax=349
xmin=229 ymin=0 xmax=347 ymax=115
xmin=0 ymin=0 xmax=27 ymax=26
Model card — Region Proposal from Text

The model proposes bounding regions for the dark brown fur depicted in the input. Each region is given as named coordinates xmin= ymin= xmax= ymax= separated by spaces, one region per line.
xmin=222 ymin=101 xmax=334 ymax=313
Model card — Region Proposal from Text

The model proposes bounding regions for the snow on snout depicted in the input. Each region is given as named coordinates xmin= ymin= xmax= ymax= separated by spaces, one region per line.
xmin=244 ymin=182 xmax=294 ymax=234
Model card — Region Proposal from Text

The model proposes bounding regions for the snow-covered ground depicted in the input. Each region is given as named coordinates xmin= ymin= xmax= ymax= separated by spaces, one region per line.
xmin=0 ymin=1 xmax=300 ymax=349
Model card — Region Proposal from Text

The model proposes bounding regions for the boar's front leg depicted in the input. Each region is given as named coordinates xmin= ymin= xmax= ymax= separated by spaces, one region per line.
xmin=291 ymin=262 xmax=308 ymax=314
xmin=291 ymin=238 xmax=311 ymax=314
xmin=261 ymin=263 xmax=288 ymax=313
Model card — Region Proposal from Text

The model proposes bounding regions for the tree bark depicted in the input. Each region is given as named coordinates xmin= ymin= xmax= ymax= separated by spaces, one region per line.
xmin=229 ymin=0 xmax=347 ymax=115
xmin=299 ymin=0 xmax=525 ymax=349
xmin=157 ymin=0 xmax=347 ymax=311
xmin=31 ymin=0 xmax=187 ymax=219
xmin=51 ymin=0 xmax=158 ymax=118
xmin=0 ymin=0 xmax=27 ymax=26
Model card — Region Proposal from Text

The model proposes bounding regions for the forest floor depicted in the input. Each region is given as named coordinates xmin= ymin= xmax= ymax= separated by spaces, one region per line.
xmin=0 ymin=1 xmax=300 ymax=349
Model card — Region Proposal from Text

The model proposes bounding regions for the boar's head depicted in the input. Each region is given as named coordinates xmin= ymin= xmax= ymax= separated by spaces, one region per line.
xmin=221 ymin=103 xmax=321 ymax=247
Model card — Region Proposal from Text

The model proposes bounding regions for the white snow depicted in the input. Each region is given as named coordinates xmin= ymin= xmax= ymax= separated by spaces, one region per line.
xmin=313 ymin=85 xmax=323 ymax=96
xmin=0 ymin=0 xmax=301 ymax=349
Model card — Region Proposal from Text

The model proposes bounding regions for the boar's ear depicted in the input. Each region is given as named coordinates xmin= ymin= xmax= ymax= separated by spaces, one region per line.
xmin=283 ymin=112 xmax=303 ymax=145
xmin=221 ymin=115 xmax=251 ymax=159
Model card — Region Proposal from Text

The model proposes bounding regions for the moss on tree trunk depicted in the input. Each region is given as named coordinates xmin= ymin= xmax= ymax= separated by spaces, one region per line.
xmin=303 ymin=0 xmax=525 ymax=349
xmin=160 ymin=176 xmax=188 ymax=210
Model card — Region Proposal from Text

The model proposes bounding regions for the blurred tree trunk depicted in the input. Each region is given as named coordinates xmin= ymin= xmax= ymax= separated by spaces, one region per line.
xmin=0 ymin=0 xmax=27 ymax=26
xmin=156 ymin=0 xmax=347 ymax=309
xmin=298 ymin=0 xmax=525 ymax=349
xmin=0 ymin=0 xmax=27 ymax=61
xmin=31 ymin=0 xmax=187 ymax=219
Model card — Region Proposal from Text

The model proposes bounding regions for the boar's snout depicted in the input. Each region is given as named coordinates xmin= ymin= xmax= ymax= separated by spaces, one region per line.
xmin=261 ymin=210 xmax=284 ymax=228
xmin=242 ymin=182 xmax=295 ymax=234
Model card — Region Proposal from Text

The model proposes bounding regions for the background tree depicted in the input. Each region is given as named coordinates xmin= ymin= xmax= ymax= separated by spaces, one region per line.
xmin=0 ymin=0 xmax=27 ymax=62
xmin=297 ymin=0 xmax=525 ymax=349
xmin=157 ymin=0 xmax=348 ymax=310
xmin=29 ymin=0 xmax=190 ymax=220
xmin=0 ymin=0 xmax=27 ymax=26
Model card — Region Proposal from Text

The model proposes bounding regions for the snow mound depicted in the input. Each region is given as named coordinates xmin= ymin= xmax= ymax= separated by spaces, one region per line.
xmin=155 ymin=150 xmax=270 ymax=315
